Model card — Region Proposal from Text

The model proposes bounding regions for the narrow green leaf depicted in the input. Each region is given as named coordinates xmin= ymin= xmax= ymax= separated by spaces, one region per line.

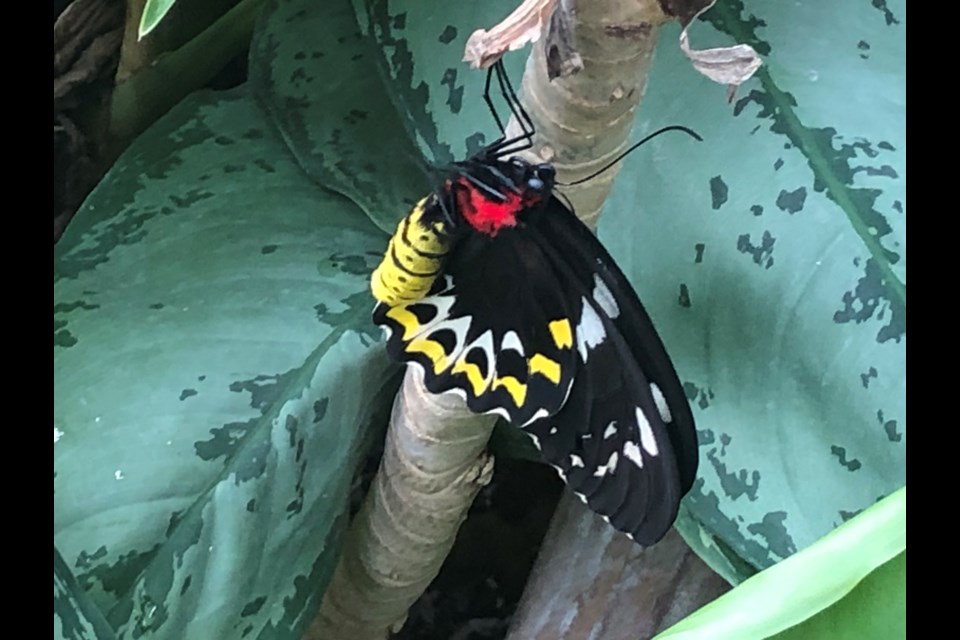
xmin=771 ymin=550 xmax=905 ymax=640
xmin=138 ymin=0 xmax=178 ymax=39
xmin=55 ymin=547 xmax=117 ymax=640
xmin=115 ymin=0 xmax=268 ymax=142
xmin=654 ymin=487 xmax=905 ymax=639
xmin=56 ymin=1 xmax=406 ymax=637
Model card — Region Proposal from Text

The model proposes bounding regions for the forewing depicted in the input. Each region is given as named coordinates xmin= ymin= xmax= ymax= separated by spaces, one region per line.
xmin=522 ymin=309 xmax=685 ymax=544
xmin=533 ymin=197 xmax=700 ymax=494
xmin=373 ymin=230 xmax=580 ymax=426
xmin=520 ymin=197 xmax=699 ymax=543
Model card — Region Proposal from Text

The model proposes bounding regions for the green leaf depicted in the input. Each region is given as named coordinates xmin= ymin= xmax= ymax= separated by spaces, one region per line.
xmin=599 ymin=0 xmax=905 ymax=575
xmin=350 ymin=0 xmax=526 ymax=166
xmin=139 ymin=0 xmax=178 ymax=38
xmin=247 ymin=0 xmax=433 ymax=232
xmin=115 ymin=0 xmax=268 ymax=143
xmin=336 ymin=0 xmax=906 ymax=580
xmin=771 ymin=550 xmax=905 ymax=640
xmin=56 ymin=547 xmax=118 ymax=640
xmin=55 ymin=1 xmax=404 ymax=638
xmin=654 ymin=487 xmax=905 ymax=640
xmin=60 ymin=0 xmax=905 ymax=634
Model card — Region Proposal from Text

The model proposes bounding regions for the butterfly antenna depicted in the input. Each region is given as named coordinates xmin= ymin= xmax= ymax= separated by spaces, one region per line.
xmin=557 ymin=125 xmax=703 ymax=187
xmin=450 ymin=165 xmax=508 ymax=202
xmin=557 ymin=189 xmax=577 ymax=216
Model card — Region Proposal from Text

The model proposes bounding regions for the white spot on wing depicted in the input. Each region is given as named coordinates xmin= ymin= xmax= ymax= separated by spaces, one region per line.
xmin=576 ymin=298 xmax=606 ymax=361
xmin=114 ymin=469 xmax=124 ymax=480
xmin=458 ymin=330 xmax=496 ymax=389
xmin=593 ymin=451 xmax=619 ymax=477
xmin=549 ymin=426 xmax=557 ymax=435
xmin=635 ymin=407 xmax=660 ymax=456
xmin=650 ymin=383 xmax=672 ymax=423
xmin=521 ymin=408 xmax=549 ymax=428
xmin=592 ymin=274 xmax=620 ymax=319
xmin=500 ymin=331 xmax=524 ymax=356
xmin=486 ymin=407 xmax=511 ymax=421
xmin=603 ymin=422 xmax=617 ymax=440
xmin=623 ymin=441 xmax=644 ymax=467
xmin=54 ymin=428 xmax=64 ymax=443
xmin=408 ymin=295 xmax=459 ymax=340
xmin=570 ymin=454 xmax=585 ymax=468
xmin=435 ymin=319 xmax=481 ymax=370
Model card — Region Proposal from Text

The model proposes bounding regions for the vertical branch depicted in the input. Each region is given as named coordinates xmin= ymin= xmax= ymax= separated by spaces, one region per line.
xmin=311 ymin=0 xmax=751 ymax=636
xmin=306 ymin=366 xmax=496 ymax=639
xmin=508 ymin=0 xmax=670 ymax=230
xmin=504 ymin=0 xmax=742 ymax=635
xmin=505 ymin=500 xmax=730 ymax=639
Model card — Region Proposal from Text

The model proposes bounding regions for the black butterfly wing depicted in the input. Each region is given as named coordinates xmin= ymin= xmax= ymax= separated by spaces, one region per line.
xmin=373 ymin=196 xmax=698 ymax=544
xmin=532 ymin=196 xmax=700 ymax=494
xmin=518 ymin=197 xmax=700 ymax=543
xmin=521 ymin=321 xmax=681 ymax=542
xmin=373 ymin=230 xmax=581 ymax=427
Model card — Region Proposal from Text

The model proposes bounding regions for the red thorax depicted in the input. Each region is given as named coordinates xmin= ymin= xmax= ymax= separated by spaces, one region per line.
xmin=453 ymin=177 xmax=542 ymax=237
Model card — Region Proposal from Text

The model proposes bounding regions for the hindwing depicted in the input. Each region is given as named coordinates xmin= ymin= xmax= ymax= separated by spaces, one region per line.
xmin=373 ymin=196 xmax=699 ymax=544
xmin=374 ymin=230 xmax=581 ymax=427
xmin=531 ymin=197 xmax=700 ymax=495
xmin=517 ymin=197 xmax=699 ymax=542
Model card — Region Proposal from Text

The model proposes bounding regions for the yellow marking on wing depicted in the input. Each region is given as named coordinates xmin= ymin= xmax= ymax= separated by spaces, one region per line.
xmin=385 ymin=306 xmax=423 ymax=341
xmin=406 ymin=337 xmax=448 ymax=373
xmin=493 ymin=376 xmax=527 ymax=407
xmin=452 ymin=359 xmax=488 ymax=396
xmin=528 ymin=353 xmax=561 ymax=385
xmin=548 ymin=319 xmax=573 ymax=349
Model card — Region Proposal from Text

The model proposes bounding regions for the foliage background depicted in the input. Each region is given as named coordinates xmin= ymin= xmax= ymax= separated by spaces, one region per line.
xmin=54 ymin=0 xmax=905 ymax=637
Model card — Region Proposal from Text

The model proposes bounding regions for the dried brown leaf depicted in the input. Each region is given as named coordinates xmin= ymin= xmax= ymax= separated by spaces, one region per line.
xmin=679 ymin=2 xmax=762 ymax=92
xmin=464 ymin=0 xmax=557 ymax=69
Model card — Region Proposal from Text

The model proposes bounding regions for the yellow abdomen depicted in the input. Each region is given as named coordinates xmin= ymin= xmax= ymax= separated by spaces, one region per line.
xmin=371 ymin=197 xmax=453 ymax=306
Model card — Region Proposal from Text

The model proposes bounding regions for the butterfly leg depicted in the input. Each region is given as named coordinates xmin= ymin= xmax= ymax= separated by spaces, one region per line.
xmin=483 ymin=60 xmax=535 ymax=158
xmin=483 ymin=65 xmax=508 ymax=141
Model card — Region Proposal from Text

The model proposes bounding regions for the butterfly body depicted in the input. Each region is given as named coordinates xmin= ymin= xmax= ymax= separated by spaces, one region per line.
xmin=371 ymin=147 xmax=699 ymax=545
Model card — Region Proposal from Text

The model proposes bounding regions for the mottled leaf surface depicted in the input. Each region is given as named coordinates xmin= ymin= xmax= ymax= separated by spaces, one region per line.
xmin=346 ymin=0 xmax=906 ymax=577
xmin=247 ymin=0 xmax=431 ymax=231
xmin=55 ymin=0 xmax=907 ymax=635
xmin=600 ymin=0 xmax=905 ymax=574
xmin=54 ymin=2 xmax=400 ymax=638
xmin=351 ymin=0 xmax=526 ymax=166
xmin=55 ymin=547 xmax=117 ymax=640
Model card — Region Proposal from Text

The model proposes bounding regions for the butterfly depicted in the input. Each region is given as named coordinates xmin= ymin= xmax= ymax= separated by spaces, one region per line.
xmin=370 ymin=59 xmax=700 ymax=545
